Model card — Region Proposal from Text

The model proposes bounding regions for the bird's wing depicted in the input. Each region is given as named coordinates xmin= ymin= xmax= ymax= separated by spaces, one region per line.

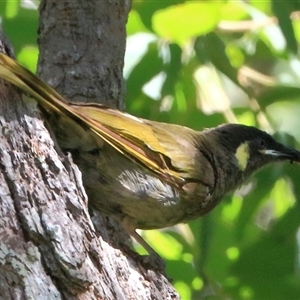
xmin=71 ymin=103 xmax=194 ymax=185
xmin=0 ymin=53 xmax=198 ymax=187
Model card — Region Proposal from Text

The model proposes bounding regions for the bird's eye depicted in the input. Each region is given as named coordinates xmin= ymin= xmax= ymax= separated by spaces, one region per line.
xmin=258 ymin=138 xmax=266 ymax=148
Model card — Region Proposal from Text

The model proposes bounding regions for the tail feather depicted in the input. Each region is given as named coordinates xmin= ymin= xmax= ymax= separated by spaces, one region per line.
xmin=0 ymin=53 xmax=75 ymax=116
xmin=0 ymin=53 xmax=184 ymax=186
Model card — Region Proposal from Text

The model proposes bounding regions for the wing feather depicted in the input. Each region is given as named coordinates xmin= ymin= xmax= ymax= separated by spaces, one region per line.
xmin=0 ymin=53 xmax=199 ymax=186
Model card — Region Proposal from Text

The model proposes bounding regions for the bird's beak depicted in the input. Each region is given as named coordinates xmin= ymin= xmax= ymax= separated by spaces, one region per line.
xmin=260 ymin=147 xmax=300 ymax=163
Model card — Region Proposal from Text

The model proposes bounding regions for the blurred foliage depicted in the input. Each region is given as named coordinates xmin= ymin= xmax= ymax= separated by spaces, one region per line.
xmin=2 ymin=1 xmax=300 ymax=299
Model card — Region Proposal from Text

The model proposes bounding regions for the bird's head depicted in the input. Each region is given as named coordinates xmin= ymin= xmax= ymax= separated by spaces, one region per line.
xmin=211 ymin=124 xmax=300 ymax=177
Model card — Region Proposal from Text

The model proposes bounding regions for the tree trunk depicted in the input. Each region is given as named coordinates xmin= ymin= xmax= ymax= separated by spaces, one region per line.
xmin=0 ymin=1 xmax=179 ymax=299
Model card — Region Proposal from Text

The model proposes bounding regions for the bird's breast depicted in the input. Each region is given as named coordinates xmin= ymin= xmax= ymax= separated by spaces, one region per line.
xmin=70 ymin=144 xmax=221 ymax=230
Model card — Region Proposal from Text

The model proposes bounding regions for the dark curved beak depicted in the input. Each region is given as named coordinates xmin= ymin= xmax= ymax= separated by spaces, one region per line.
xmin=261 ymin=146 xmax=300 ymax=163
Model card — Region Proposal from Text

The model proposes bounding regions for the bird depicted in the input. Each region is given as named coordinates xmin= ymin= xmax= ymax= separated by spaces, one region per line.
xmin=0 ymin=52 xmax=299 ymax=263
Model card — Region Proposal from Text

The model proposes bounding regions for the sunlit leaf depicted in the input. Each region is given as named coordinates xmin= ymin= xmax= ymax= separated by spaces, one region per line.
xmin=17 ymin=46 xmax=38 ymax=72
xmin=221 ymin=1 xmax=249 ymax=21
xmin=4 ymin=0 xmax=19 ymax=19
xmin=141 ymin=230 xmax=183 ymax=260
xmin=127 ymin=9 xmax=149 ymax=35
xmin=152 ymin=2 xmax=221 ymax=45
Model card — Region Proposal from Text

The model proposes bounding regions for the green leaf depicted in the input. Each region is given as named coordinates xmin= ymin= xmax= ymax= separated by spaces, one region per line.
xmin=272 ymin=0 xmax=297 ymax=53
xmin=17 ymin=46 xmax=38 ymax=72
xmin=221 ymin=1 xmax=249 ymax=21
xmin=258 ymin=86 xmax=300 ymax=107
xmin=201 ymin=32 xmax=239 ymax=86
xmin=127 ymin=9 xmax=149 ymax=35
xmin=152 ymin=2 xmax=221 ymax=45
xmin=231 ymin=207 xmax=300 ymax=300
xmin=4 ymin=0 xmax=19 ymax=19
xmin=132 ymin=0 xmax=184 ymax=32
xmin=235 ymin=166 xmax=278 ymax=240
xmin=126 ymin=42 xmax=163 ymax=101
xmin=161 ymin=43 xmax=182 ymax=97
xmin=0 ymin=3 xmax=38 ymax=54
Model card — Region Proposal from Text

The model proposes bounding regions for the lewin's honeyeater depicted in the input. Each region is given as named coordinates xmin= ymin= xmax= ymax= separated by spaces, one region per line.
xmin=0 ymin=52 xmax=299 ymax=262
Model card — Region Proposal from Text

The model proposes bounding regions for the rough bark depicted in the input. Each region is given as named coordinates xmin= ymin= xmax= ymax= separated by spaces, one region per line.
xmin=38 ymin=0 xmax=127 ymax=110
xmin=0 ymin=1 xmax=179 ymax=299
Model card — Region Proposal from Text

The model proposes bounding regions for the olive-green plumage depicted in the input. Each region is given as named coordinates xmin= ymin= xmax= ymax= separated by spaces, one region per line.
xmin=0 ymin=53 xmax=299 ymax=257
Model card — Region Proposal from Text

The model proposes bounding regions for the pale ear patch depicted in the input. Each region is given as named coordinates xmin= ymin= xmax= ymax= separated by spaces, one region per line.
xmin=235 ymin=142 xmax=250 ymax=170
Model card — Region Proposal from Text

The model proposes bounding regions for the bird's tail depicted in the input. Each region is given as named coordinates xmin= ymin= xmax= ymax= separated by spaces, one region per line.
xmin=0 ymin=52 xmax=79 ymax=117
xmin=0 ymin=52 xmax=182 ymax=185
